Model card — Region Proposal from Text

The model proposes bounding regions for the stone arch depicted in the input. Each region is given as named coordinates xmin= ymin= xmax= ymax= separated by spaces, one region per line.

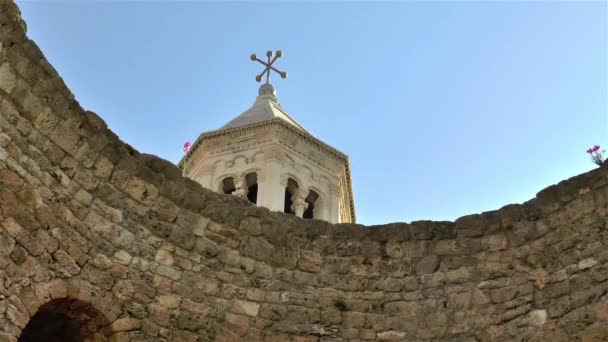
xmin=283 ymin=177 xmax=299 ymax=215
xmin=226 ymin=154 xmax=248 ymax=168
xmin=244 ymin=172 xmax=258 ymax=204
xmin=303 ymin=187 xmax=324 ymax=220
xmin=282 ymin=173 xmax=304 ymax=190
xmin=217 ymin=174 xmax=238 ymax=194
xmin=19 ymin=298 xmax=111 ymax=342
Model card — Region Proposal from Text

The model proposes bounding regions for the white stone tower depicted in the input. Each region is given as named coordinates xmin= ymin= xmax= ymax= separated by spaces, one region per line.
xmin=179 ymin=51 xmax=355 ymax=223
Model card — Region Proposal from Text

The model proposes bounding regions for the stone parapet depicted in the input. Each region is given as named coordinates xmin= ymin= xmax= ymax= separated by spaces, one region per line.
xmin=0 ymin=1 xmax=607 ymax=340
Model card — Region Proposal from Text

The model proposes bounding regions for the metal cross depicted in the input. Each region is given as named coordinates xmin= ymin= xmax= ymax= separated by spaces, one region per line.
xmin=250 ymin=50 xmax=288 ymax=84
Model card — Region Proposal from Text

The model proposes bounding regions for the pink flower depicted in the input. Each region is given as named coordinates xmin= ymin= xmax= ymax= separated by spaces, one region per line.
xmin=183 ymin=141 xmax=191 ymax=154
xmin=587 ymin=144 xmax=605 ymax=166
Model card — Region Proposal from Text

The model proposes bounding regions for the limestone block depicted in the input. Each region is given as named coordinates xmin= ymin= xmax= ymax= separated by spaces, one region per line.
xmin=15 ymin=230 xmax=44 ymax=256
xmin=225 ymin=313 xmax=250 ymax=331
xmin=155 ymin=249 xmax=174 ymax=266
xmin=377 ymin=330 xmax=406 ymax=341
xmin=17 ymin=287 xmax=40 ymax=316
xmin=140 ymin=319 xmax=160 ymax=337
xmin=112 ymin=280 xmax=134 ymax=302
xmin=298 ymin=250 xmax=322 ymax=273
xmin=0 ymin=63 xmax=16 ymax=93
xmin=490 ymin=287 xmax=518 ymax=303
xmin=0 ymin=146 xmax=7 ymax=162
xmin=148 ymin=304 xmax=171 ymax=327
xmin=578 ymin=258 xmax=598 ymax=270
xmin=0 ymin=234 xmax=15 ymax=256
xmin=483 ymin=233 xmax=508 ymax=251
xmin=5 ymin=304 xmax=28 ymax=328
xmin=415 ymin=254 xmax=439 ymax=275
xmin=124 ymin=177 xmax=159 ymax=204
xmin=385 ymin=241 xmax=404 ymax=258
xmin=0 ymin=133 xmax=11 ymax=147
xmin=73 ymin=188 xmax=92 ymax=206
xmin=191 ymin=216 xmax=209 ymax=237
xmin=92 ymin=254 xmax=112 ymax=269
xmin=433 ymin=240 xmax=462 ymax=256
xmin=219 ymin=248 xmax=240 ymax=266
xmin=111 ymin=317 xmax=141 ymax=332
xmin=150 ymin=263 xmax=181 ymax=281
xmin=158 ymin=294 xmax=181 ymax=309
xmin=528 ymin=309 xmax=547 ymax=326
xmin=52 ymin=250 xmax=81 ymax=277
xmin=176 ymin=310 xmax=206 ymax=331
xmin=35 ymin=229 xmax=58 ymax=254
xmin=114 ymin=250 xmax=132 ymax=266
xmin=232 ymin=300 xmax=260 ymax=317
xmin=1 ymin=218 xmax=22 ymax=237
xmin=93 ymin=157 xmax=114 ymax=180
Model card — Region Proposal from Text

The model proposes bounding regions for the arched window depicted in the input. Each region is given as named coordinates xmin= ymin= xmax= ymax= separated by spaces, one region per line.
xmin=303 ymin=190 xmax=320 ymax=219
xmin=245 ymin=172 xmax=258 ymax=204
xmin=284 ymin=178 xmax=298 ymax=215
xmin=221 ymin=177 xmax=236 ymax=194
xmin=19 ymin=298 xmax=111 ymax=342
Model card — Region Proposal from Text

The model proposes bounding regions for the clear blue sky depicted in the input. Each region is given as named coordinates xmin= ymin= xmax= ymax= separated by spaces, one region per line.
xmin=16 ymin=1 xmax=606 ymax=225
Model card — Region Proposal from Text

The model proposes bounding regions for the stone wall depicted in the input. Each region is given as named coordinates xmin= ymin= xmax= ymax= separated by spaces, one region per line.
xmin=1 ymin=1 xmax=607 ymax=341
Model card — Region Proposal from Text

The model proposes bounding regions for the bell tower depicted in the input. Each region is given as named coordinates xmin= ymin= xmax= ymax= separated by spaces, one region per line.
xmin=180 ymin=51 xmax=355 ymax=223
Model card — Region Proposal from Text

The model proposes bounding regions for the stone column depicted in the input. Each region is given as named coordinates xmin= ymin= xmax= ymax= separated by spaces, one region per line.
xmin=256 ymin=146 xmax=286 ymax=212
xmin=327 ymin=183 xmax=341 ymax=224
xmin=291 ymin=190 xmax=308 ymax=218
xmin=314 ymin=197 xmax=327 ymax=221
xmin=231 ymin=177 xmax=248 ymax=199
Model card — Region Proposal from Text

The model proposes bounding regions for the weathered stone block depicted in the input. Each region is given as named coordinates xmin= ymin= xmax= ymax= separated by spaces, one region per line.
xmin=0 ymin=63 xmax=16 ymax=93
xmin=298 ymin=250 xmax=322 ymax=273
xmin=231 ymin=300 xmax=260 ymax=317
xmin=415 ymin=254 xmax=439 ymax=275
xmin=377 ymin=330 xmax=406 ymax=341
xmin=111 ymin=317 xmax=141 ymax=332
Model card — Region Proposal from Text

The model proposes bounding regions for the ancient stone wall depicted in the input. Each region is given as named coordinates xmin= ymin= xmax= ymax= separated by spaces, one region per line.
xmin=1 ymin=1 xmax=607 ymax=341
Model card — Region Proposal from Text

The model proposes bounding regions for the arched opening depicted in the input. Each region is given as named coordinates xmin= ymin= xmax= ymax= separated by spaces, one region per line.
xmin=221 ymin=177 xmax=236 ymax=194
xmin=19 ymin=298 xmax=110 ymax=342
xmin=284 ymin=178 xmax=299 ymax=215
xmin=303 ymin=190 xmax=320 ymax=219
xmin=245 ymin=173 xmax=258 ymax=204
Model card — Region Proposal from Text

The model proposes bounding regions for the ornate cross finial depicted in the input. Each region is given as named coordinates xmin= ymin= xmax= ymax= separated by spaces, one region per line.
xmin=250 ymin=50 xmax=287 ymax=85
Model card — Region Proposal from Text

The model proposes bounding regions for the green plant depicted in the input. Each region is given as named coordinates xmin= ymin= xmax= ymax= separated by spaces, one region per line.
xmin=333 ymin=298 xmax=348 ymax=311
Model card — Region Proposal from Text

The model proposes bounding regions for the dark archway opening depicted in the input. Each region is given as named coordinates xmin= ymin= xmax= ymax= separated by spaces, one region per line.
xmin=221 ymin=177 xmax=236 ymax=194
xmin=303 ymin=190 xmax=319 ymax=219
xmin=284 ymin=178 xmax=298 ymax=215
xmin=19 ymin=298 xmax=110 ymax=342
xmin=245 ymin=173 xmax=258 ymax=204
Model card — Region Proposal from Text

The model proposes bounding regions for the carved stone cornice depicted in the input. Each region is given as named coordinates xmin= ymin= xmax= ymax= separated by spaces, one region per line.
xmin=180 ymin=119 xmax=347 ymax=166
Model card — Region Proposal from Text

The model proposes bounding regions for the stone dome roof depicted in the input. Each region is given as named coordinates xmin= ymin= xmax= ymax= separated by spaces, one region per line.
xmin=221 ymin=86 xmax=309 ymax=133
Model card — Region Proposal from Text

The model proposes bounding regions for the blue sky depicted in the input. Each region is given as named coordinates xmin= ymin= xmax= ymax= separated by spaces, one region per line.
xmin=16 ymin=1 xmax=607 ymax=225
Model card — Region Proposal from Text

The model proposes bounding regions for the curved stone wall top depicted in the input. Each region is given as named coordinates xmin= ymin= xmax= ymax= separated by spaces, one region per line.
xmin=1 ymin=2 xmax=608 ymax=341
